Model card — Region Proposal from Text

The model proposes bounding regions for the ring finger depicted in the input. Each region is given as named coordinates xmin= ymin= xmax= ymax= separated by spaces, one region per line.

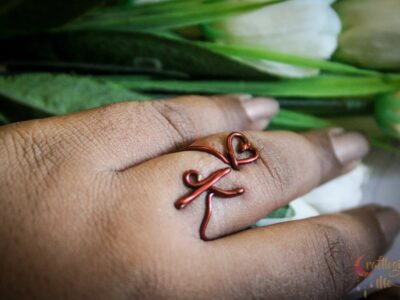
xmin=120 ymin=128 xmax=369 ymax=241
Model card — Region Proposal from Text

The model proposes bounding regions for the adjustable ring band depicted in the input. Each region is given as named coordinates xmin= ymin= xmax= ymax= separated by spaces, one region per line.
xmin=174 ymin=132 xmax=260 ymax=241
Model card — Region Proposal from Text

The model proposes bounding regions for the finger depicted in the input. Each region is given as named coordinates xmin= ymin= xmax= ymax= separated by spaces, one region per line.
xmin=122 ymin=128 xmax=369 ymax=240
xmin=52 ymin=95 xmax=278 ymax=170
xmin=206 ymin=206 xmax=400 ymax=300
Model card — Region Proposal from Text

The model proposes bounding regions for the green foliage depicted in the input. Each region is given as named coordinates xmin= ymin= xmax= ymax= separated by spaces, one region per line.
xmin=0 ymin=0 xmax=106 ymax=36
xmin=375 ymin=92 xmax=400 ymax=138
xmin=104 ymin=75 xmax=396 ymax=98
xmin=267 ymin=205 xmax=295 ymax=219
xmin=0 ymin=31 xmax=270 ymax=79
xmin=64 ymin=0 xmax=282 ymax=31
xmin=370 ymin=135 xmax=400 ymax=155
xmin=0 ymin=111 xmax=9 ymax=125
xmin=202 ymin=43 xmax=381 ymax=77
xmin=0 ymin=0 xmax=398 ymax=155
xmin=269 ymin=109 xmax=332 ymax=131
xmin=0 ymin=73 xmax=150 ymax=123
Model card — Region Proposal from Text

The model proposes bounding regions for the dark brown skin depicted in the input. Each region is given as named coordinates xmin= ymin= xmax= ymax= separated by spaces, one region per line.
xmin=0 ymin=95 xmax=399 ymax=300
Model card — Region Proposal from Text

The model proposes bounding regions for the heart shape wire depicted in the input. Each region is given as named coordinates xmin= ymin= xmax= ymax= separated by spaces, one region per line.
xmin=175 ymin=132 xmax=260 ymax=240
xmin=183 ymin=132 xmax=260 ymax=169
xmin=226 ymin=132 xmax=260 ymax=170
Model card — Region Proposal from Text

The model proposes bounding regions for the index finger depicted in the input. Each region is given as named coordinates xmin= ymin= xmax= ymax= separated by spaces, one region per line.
xmin=58 ymin=94 xmax=279 ymax=170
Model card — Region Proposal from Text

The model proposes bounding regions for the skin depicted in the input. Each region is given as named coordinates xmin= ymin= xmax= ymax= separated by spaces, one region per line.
xmin=0 ymin=95 xmax=399 ymax=300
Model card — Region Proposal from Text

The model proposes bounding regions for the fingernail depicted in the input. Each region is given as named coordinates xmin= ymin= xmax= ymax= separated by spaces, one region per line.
xmin=330 ymin=129 xmax=370 ymax=165
xmin=371 ymin=206 xmax=400 ymax=245
xmin=240 ymin=96 xmax=279 ymax=124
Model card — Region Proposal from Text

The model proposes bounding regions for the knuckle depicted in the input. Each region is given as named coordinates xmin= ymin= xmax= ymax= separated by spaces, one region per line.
xmin=2 ymin=123 xmax=40 ymax=167
xmin=148 ymin=100 xmax=197 ymax=144
xmin=201 ymin=95 xmax=249 ymax=130
xmin=248 ymin=131 xmax=322 ymax=199
xmin=0 ymin=122 xmax=56 ymax=213
xmin=248 ymin=133 xmax=294 ymax=198
xmin=0 ymin=121 xmax=73 ymax=188
xmin=0 ymin=127 xmax=19 ymax=190
xmin=74 ymin=102 xmax=137 ymax=140
xmin=208 ymin=95 xmax=245 ymax=126
xmin=68 ymin=102 xmax=144 ymax=159
xmin=311 ymin=223 xmax=355 ymax=296
xmin=13 ymin=122 xmax=59 ymax=171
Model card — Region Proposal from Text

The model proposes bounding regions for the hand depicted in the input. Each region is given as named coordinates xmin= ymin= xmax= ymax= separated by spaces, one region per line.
xmin=0 ymin=95 xmax=399 ymax=299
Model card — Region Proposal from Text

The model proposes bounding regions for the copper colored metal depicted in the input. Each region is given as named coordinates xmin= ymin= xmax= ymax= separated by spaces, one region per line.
xmin=175 ymin=132 xmax=260 ymax=241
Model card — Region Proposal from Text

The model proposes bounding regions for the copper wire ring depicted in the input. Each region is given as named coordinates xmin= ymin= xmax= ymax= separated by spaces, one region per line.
xmin=174 ymin=132 xmax=260 ymax=241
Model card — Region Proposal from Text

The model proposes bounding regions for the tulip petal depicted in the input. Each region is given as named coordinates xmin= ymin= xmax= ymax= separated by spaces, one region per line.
xmin=334 ymin=0 xmax=400 ymax=70
xmin=303 ymin=164 xmax=370 ymax=214
xmin=212 ymin=0 xmax=341 ymax=77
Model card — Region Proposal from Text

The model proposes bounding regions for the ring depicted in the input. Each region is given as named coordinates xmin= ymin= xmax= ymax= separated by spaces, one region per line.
xmin=174 ymin=132 xmax=260 ymax=241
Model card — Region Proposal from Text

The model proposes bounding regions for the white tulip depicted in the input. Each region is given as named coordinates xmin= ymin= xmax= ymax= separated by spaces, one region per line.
xmin=256 ymin=164 xmax=370 ymax=227
xmin=334 ymin=0 xmax=400 ymax=70
xmin=211 ymin=0 xmax=341 ymax=77
xmin=303 ymin=164 xmax=370 ymax=214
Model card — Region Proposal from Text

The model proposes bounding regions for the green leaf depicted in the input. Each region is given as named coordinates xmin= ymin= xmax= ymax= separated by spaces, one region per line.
xmin=267 ymin=205 xmax=295 ymax=219
xmin=64 ymin=0 xmax=282 ymax=31
xmin=0 ymin=30 xmax=271 ymax=79
xmin=77 ymin=0 xmax=230 ymax=20
xmin=103 ymin=75 xmax=396 ymax=98
xmin=374 ymin=92 xmax=400 ymax=139
xmin=269 ymin=109 xmax=332 ymax=130
xmin=370 ymin=136 xmax=400 ymax=155
xmin=201 ymin=43 xmax=382 ymax=77
xmin=0 ymin=111 xmax=9 ymax=125
xmin=277 ymin=98 xmax=373 ymax=117
xmin=270 ymin=110 xmax=400 ymax=154
xmin=0 ymin=73 xmax=150 ymax=122
xmin=0 ymin=0 xmax=106 ymax=36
